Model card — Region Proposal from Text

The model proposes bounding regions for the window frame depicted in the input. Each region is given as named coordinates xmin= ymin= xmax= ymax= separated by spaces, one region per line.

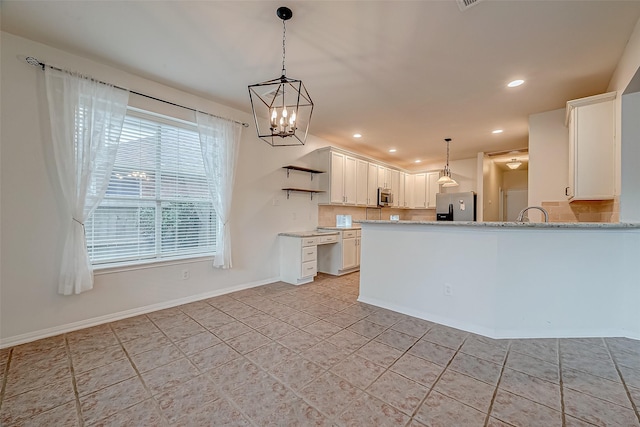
xmin=88 ymin=107 xmax=217 ymax=270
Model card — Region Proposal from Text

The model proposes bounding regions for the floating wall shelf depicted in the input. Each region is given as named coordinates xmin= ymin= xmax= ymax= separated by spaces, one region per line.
xmin=282 ymin=165 xmax=325 ymax=180
xmin=282 ymin=188 xmax=326 ymax=200
xmin=281 ymin=165 xmax=325 ymax=200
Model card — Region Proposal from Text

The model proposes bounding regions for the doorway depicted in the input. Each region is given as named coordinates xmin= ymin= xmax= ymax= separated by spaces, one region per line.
xmin=503 ymin=189 xmax=528 ymax=221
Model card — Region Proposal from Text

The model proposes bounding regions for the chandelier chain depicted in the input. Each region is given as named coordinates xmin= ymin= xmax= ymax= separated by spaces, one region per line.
xmin=281 ymin=19 xmax=287 ymax=76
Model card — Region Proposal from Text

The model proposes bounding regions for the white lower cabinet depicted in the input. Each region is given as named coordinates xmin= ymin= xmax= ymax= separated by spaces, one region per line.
xmin=342 ymin=230 xmax=358 ymax=270
xmin=280 ymin=236 xmax=318 ymax=285
xmin=317 ymin=229 xmax=361 ymax=275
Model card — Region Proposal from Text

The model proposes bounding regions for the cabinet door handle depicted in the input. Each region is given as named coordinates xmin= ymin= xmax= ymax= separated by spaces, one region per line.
xmin=565 ymin=187 xmax=570 ymax=196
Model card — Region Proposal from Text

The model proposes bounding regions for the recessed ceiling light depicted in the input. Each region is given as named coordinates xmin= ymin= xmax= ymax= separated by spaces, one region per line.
xmin=507 ymin=79 xmax=525 ymax=88
xmin=353 ymin=133 xmax=362 ymax=138
xmin=492 ymin=129 xmax=503 ymax=134
xmin=415 ymin=160 xmax=421 ymax=163
xmin=389 ymin=149 xmax=397 ymax=153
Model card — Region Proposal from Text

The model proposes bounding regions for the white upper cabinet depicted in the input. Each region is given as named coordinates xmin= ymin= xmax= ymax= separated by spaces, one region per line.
xmin=377 ymin=165 xmax=390 ymax=189
xmin=565 ymin=92 xmax=616 ymax=201
xmin=413 ymin=173 xmax=427 ymax=208
xmin=390 ymin=169 xmax=400 ymax=207
xmin=356 ymin=159 xmax=368 ymax=206
xmin=344 ymin=155 xmax=357 ymax=204
xmin=325 ymin=149 xmax=368 ymax=205
xmin=330 ymin=151 xmax=345 ymax=204
xmin=316 ymin=147 xmax=440 ymax=209
xmin=404 ymin=174 xmax=414 ymax=208
xmin=426 ymin=171 xmax=440 ymax=208
xmin=398 ymin=172 xmax=406 ymax=208
xmin=329 ymin=151 xmax=357 ymax=204
xmin=367 ymin=162 xmax=378 ymax=206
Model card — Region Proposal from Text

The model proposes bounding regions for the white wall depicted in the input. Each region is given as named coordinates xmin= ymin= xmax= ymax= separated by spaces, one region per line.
xmin=528 ymin=108 xmax=568 ymax=212
xmin=447 ymin=158 xmax=477 ymax=194
xmin=609 ymin=16 xmax=640 ymax=200
xmin=621 ymin=90 xmax=640 ymax=222
xmin=503 ymin=170 xmax=528 ymax=191
xmin=608 ymin=16 xmax=640 ymax=222
xmin=482 ymin=157 xmax=502 ymax=222
xmin=0 ymin=32 xmax=332 ymax=345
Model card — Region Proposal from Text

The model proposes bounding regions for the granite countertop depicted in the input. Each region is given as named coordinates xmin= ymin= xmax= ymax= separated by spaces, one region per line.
xmin=278 ymin=230 xmax=341 ymax=238
xmin=317 ymin=226 xmax=361 ymax=230
xmin=356 ymin=220 xmax=640 ymax=229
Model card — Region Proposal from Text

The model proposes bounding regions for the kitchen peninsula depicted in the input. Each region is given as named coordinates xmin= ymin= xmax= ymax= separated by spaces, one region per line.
xmin=357 ymin=220 xmax=640 ymax=340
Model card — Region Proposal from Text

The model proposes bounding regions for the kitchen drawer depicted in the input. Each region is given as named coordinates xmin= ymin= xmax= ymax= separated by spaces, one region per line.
xmin=302 ymin=237 xmax=318 ymax=247
xmin=302 ymin=245 xmax=317 ymax=262
xmin=319 ymin=234 xmax=338 ymax=244
xmin=343 ymin=230 xmax=357 ymax=238
xmin=301 ymin=261 xmax=317 ymax=277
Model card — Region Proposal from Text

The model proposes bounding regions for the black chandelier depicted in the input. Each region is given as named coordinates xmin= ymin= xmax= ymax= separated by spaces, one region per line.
xmin=248 ymin=6 xmax=314 ymax=146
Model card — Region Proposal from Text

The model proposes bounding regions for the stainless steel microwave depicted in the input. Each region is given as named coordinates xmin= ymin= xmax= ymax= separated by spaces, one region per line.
xmin=378 ymin=188 xmax=393 ymax=206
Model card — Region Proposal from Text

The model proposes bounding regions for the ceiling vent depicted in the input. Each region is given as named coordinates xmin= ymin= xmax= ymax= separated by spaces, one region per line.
xmin=456 ymin=0 xmax=483 ymax=11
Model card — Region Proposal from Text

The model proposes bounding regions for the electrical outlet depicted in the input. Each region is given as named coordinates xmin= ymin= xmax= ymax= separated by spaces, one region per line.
xmin=181 ymin=269 xmax=190 ymax=280
xmin=444 ymin=283 xmax=453 ymax=296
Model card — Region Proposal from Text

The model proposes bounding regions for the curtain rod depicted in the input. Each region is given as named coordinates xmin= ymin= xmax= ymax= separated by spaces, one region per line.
xmin=25 ymin=56 xmax=249 ymax=128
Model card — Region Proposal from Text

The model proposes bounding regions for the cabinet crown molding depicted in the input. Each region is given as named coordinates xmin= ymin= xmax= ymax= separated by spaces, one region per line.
xmin=565 ymin=91 xmax=617 ymax=126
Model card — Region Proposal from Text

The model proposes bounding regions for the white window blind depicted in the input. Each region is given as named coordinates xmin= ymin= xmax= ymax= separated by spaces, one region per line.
xmin=86 ymin=110 xmax=216 ymax=265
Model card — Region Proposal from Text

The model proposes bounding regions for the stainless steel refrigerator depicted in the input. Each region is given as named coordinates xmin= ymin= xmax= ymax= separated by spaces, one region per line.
xmin=436 ymin=191 xmax=477 ymax=221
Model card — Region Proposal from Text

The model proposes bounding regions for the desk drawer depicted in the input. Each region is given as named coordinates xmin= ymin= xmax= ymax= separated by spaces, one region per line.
xmin=343 ymin=230 xmax=357 ymax=238
xmin=302 ymin=237 xmax=318 ymax=247
xmin=302 ymin=245 xmax=317 ymax=262
xmin=301 ymin=261 xmax=317 ymax=277
xmin=319 ymin=234 xmax=338 ymax=244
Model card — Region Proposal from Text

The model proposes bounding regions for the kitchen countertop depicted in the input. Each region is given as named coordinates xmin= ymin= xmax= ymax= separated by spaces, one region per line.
xmin=278 ymin=230 xmax=340 ymax=238
xmin=317 ymin=226 xmax=361 ymax=230
xmin=356 ymin=220 xmax=640 ymax=229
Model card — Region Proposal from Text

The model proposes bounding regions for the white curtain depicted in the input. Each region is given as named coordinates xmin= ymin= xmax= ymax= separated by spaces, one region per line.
xmin=45 ymin=68 xmax=129 ymax=295
xmin=196 ymin=112 xmax=242 ymax=269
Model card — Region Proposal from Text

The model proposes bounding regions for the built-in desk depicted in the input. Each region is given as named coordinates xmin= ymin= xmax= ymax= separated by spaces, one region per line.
xmin=278 ymin=231 xmax=339 ymax=285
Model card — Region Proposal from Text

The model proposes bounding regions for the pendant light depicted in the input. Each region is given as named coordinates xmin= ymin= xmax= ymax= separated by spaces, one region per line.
xmin=437 ymin=138 xmax=459 ymax=187
xmin=506 ymin=158 xmax=522 ymax=170
xmin=248 ymin=6 xmax=314 ymax=146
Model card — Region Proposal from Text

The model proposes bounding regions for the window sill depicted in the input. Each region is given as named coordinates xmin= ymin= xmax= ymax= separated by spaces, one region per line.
xmin=93 ymin=254 xmax=215 ymax=275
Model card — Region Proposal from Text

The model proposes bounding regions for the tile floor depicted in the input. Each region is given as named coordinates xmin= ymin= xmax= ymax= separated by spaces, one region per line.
xmin=1 ymin=272 xmax=639 ymax=426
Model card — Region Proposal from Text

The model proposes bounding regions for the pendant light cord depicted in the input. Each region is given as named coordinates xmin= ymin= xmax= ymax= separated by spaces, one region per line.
xmin=281 ymin=19 xmax=287 ymax=77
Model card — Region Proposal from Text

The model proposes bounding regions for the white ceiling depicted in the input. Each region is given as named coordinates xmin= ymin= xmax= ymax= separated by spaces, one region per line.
xmin=2 ymin=1 xmax=640 ymax=170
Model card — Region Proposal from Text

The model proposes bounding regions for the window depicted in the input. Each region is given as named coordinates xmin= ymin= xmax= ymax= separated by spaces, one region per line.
xmin=86 ymin=109 xmax=216 ymax=266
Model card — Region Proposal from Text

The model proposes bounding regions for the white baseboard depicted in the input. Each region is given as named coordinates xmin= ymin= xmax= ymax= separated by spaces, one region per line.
xmin=358 ymin=295 xmax=640 ymax=341
xmin=0 ymin=276 xmax=280 ymax=349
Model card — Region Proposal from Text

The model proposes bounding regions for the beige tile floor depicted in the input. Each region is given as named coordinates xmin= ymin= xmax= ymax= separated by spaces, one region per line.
xmin=1 ymin=272 xmax=639 ymax=426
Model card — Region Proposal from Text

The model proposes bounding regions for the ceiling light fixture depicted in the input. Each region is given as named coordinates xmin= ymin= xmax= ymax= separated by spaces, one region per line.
xmin=506 ymin=158 xmax=522 ymax=170
xmin=507 ymin=79 xmax=525 ymax=88
xmin=492 ymin=129 xmax=503 ymax=134
xmin=389 ymin=148 xmax=397 ymax=153
xmin=248 ymin=6 xmax=313 ymax=146
xmin=437 ymin=138 xmax=459 ymax=187
xmin=415 ymin=160 xmax=421 ymax=163
xmin=353 ymin=133 xmax=362 ymax=138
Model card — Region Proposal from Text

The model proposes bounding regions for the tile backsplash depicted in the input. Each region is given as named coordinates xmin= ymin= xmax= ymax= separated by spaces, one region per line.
xmin=541 ymin=197 xmax=619 ymax=223
xmin=318 ymin=205 xmax=436 ymax=227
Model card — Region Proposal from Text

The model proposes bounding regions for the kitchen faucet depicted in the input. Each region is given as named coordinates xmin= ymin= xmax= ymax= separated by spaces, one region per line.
xmin=516 ymin=206 xmax=549 ymax=223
